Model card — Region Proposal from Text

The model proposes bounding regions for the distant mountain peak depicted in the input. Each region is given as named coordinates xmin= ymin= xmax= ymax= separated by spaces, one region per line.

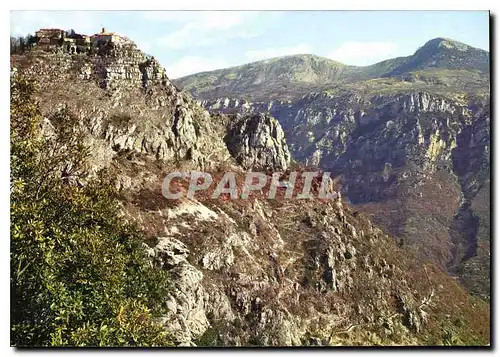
xmin=420 ymin=37 xmax=475 ymax=52
xmin=229 ymin=53 xmax=346 ymax=70
xmin=386 ymin=37 xmax=489 ymax=76
xmin=175 ymin=54 xmax=353 ymax=101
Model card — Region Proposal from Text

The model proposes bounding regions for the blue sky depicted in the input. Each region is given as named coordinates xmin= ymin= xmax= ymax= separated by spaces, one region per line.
xmin=11 ymin=10 xmax=489 ymax=78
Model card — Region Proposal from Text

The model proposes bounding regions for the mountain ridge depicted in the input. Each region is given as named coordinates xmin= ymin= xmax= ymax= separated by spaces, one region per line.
xmin=176 ymin=37 xmax=488 ymax=78
xmin=174 ymin=37 xmax=489 ymax=101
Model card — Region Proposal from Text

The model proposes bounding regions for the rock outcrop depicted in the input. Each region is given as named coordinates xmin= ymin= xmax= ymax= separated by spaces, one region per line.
xmin=15 ymin=41 xmax=231 ymax=174
xmin=225 ymin=113 xmax=291 ymax=170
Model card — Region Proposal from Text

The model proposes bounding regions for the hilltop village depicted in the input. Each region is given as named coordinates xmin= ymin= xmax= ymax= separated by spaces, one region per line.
xmin=12 ymin=27 xmax=169 ymax=91
xmin=34 ymin=27 xmax=133 ymax=54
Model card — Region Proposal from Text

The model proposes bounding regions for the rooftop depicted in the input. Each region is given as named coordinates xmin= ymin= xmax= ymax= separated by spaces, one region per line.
xmin=91 ymin=27 xmax=122 ymax=37
xmin=93 ymin=32 xmax=118 ymax=37
xmin=37 ymin=28 xmax=63 ymax=31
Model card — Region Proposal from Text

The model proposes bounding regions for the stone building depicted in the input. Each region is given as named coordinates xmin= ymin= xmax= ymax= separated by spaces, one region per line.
xmin=66 ymin=33 xmax=91 ymax=53
xmin=91 ymin=28 xmax=125 ymax=45
xmin=62 ymin=37 xmax=76 ymax=53
xmin=33 ymin=27 xmax=132 ymax=56
xmin=35 ymin=28 xmax=65 ymax=48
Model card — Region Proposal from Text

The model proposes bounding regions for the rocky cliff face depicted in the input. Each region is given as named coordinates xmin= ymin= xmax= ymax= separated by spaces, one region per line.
xmin=129 ymin=189 xmax=481 ymax=346
xmin=11 ymin=35 xmax=490 ymax=346
xmin=14 ymin=42 xmax=232 ymax=174
xmin=225 ymin=113 xmax=291 ymax=170
xmin=200 ymin=89 xmax=490 ymax=298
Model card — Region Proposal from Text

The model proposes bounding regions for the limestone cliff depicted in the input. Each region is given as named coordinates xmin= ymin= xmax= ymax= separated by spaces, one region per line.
xmin=199 ymin=89 xmax=490 ymax=299
xmin=14 ymin=41 xmax=231 ymax=174
xmin=225 ymin=113 xmax=291 ymax=170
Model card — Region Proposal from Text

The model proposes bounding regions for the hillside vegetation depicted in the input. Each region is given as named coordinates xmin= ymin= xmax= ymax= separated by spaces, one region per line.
xmin=10 ymin=76 xmax=173 ymax=347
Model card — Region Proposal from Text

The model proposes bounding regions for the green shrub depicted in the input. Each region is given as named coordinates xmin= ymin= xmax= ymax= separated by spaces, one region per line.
xmin=10 ymin=75 xmax=172 ymax=347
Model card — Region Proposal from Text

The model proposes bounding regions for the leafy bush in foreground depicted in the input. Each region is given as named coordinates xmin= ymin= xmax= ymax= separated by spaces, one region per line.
xmin=10 ymin=75 xmax=172 ymax=347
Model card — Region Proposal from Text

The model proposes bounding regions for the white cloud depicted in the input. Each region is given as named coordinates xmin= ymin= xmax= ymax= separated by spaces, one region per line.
xmin=10 ymin=11 xmax=99 ymax=37
xmin=245 ymin=44 xmax=312 ymax=61
xmin=158 ymin=25 xmax=195 ymax=49
xmin=165 ymin=56 xmax=229 ymax=78
xmin=327 ymin=41 xmax=399 ymax=66
xmin=153 ymin=11 xmax=261 ymax=49
xmin=142 ymin=11 xmax=260 ymax=26
xmin=194 ymin=31 xmax=258 ymax=47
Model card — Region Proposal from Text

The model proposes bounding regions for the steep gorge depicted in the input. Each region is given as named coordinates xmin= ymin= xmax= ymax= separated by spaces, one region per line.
xmin=198 ymin=90 xmax=490 ymax=299
xmin=179 ymin=38 xmax=491 ymax=299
